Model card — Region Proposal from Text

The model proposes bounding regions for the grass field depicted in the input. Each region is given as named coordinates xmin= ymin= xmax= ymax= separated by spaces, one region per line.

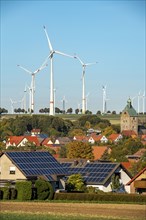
xmin=0 ymin=201 xmax=145 ymax=220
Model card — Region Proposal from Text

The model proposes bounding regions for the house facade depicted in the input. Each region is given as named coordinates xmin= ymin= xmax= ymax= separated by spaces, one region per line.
xmin=126 ymin=167 xmax=146 ymax=194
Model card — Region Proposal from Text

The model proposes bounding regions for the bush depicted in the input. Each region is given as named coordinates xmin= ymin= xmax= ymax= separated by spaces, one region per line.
xmin=54 ymin=192 xmax=146 ymax=203
xmin=10 ymin=188 xmax=17 ymax=200
xmin=15 ymin=181 xmax=32 ymax=200
xmin=35 ymin=179 xmax=54 ymax=200
xmin=0 ymin=187 xmax=10 ymax=200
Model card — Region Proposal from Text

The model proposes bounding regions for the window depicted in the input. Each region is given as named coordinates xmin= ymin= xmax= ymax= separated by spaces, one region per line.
xmin=9 ymin=166 xmax=16 ymax=174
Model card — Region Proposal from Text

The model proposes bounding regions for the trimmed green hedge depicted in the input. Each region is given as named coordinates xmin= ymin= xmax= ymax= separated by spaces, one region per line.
xmin=54 ymin=192 xmax=146 ymax=203
xmin=15 ymin=181 xmax=32 ymax=200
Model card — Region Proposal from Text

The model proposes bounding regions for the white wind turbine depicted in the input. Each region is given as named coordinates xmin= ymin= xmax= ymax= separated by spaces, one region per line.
xmin=10 ymin=98 xmax=18 ymax=114
xmin=17 ymin=58 xmax=48 ymax=113
xmin=26 ymin=83 xmax=32 ymax=114
xmin=61 ymin=96 xmax=68 ymax=113
xmin=102 ymin=85 xmax=110 ymax=114
xmin=142 ymin=91 xmax=146 ymax=114
xmin=74 ymin=55 xmax=97 ymax=114
xmin=43 ymin=26 xmax=74 ymax=116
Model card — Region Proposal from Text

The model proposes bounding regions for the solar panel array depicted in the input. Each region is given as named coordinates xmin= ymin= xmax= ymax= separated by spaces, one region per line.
xmin=61 ymin=162 xmax=118 ymax=184
xmin=6 ymin=152 xmax=67 ymax=180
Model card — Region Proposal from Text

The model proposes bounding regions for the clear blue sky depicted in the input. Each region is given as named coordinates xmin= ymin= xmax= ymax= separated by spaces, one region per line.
xmin=1 ymin=0 xmax=146 ymax=114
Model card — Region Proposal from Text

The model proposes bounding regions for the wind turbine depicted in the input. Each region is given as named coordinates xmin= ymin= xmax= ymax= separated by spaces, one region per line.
xmin=142 ymin=91 xmax=146 ymax=114
xmin=17 ymin=58 xmax=48 ymax=113
xmin=102 ymin=85 xmax=110 ymax=114
xmin=86 ymin=92 xmax=90 ymax=111
xmin=61 ymin=96 xmax=67 ymax=113
xmin=10 ymin=98 xmax=17 ymax=114
xmin=43 ymin=26 xmax=74 ymax=116
xmin=74 ymin=55 xmax=97 ymax=114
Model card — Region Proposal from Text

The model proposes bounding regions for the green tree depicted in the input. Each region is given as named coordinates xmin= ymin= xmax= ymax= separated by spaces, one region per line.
xmin=111 ymin=174 xmax=122 ymax=191
xmin=67 ymin=141 xmax=94 ymax=159
xmin=66 ymin=174 xmax=86 ymax=192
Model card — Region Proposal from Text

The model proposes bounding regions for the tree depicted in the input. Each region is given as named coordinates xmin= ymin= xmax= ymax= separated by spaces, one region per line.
xmin=66 ymin=108 xmax=73 ymax=114
xmin=66 ymin=174 xmax=86 ymax=192
xmin=111 ymin=174 xmax=122 ymax=191
xmin=75 ymin=108 xmax=79 ymax=114
xmin=96 ymin=110 xmax=101 ymax=115
xmin=112 ymin=110 xmax=116 ymax=114
xmin=0 ymin=108 xmax=8 ymax=114
xmin=67 ymin=141 xmax=94 ymax=159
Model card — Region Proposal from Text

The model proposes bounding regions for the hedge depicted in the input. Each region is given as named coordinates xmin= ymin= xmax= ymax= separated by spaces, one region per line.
xmin=54 ymin=192 xmax=146 ymax=203
xmin=15 ymin=181 xmax=32 ymax=200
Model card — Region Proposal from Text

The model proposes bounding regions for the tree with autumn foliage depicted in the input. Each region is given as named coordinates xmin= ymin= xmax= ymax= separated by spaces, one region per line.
xmin=66 ymin=141 xmax=94 ymax=160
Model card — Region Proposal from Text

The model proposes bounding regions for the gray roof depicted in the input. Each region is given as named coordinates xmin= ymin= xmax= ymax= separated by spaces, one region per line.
xmin=122 ymin=98 xmax=137 ymax=117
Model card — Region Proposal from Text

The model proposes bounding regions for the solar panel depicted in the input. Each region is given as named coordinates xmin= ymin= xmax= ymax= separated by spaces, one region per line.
xmin=61 ymin=162 xmax=118 ymax=184
xmin=6 ymin=151 xmax=67 ymax=179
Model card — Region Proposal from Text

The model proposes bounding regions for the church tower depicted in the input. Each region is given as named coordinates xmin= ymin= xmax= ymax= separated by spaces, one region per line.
xmin=121 ymin=98 xmax=138 ymax=134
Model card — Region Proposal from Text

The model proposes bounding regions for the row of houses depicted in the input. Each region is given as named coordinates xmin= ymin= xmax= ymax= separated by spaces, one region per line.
xmin=5 ymin=129 xmax=146 ymax=148
xmin=0 ymin=151 xmax=146 ymax=194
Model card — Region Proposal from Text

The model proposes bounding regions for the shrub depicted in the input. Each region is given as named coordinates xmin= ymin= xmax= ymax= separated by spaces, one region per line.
xmin=10 ymin=188 xmax=17 ymax=200
xmin=35 ymin=179 xmax=54 ymax=200
xmin=15 ymin=181 xmax=32 ymax=200
xmin=54 ymin=192 xmax=146 ymax=203
xmin=0 ymin=187 xmax=10 ymax=200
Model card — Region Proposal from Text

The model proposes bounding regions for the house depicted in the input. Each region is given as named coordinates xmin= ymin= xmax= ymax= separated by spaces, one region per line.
xmin=0 ymin=151 xmax=67 ymax=191
xmin=127 ymin=148 xmax=146 ymax=163
xmin=122 ymin=130 xmax=137 ymax=138
xmin=6 ymin=136 xmax=43 ymax=149
xmin=73 ymin=135 xmax=88 ymax=142
xmin=88 ymin=135 xmax=108 ymax=144
xmin=54 ymin=137 xmax=71 ymax=145
xmin=121 ymin=98 xmax=138 ymax=135
xmin=31 ymin=129 xmax=41 ymax=136
xmin=92 ymin=146 xmax=111 ymax=161
xmin=61 ymin=161 xmax=132 ymax=193
xmin=126 ymin=167 xmax=146 ymax=194
xmin=6 ymin=136 xmax=25 ymax=148
xmin=108 ymin=134 xmax=123 ymax=143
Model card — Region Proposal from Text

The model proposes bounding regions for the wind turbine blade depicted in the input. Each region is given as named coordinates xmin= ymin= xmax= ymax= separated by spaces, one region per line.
xmin=17 ymin=65 xmax=32 ymax=74
xmin=54 ymin=50 xmax=74 ymax=58
xmin=43 ymin=26 xmax=53 ymax=51
xmin=85 ymin=62 xmax=98 ymax=66
xmin=75 ymin=56 xmax=84 ymax=65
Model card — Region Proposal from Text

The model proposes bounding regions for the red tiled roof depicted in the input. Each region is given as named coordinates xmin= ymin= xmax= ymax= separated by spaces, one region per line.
xmin=92 ymin=146 xmax=108 ymax=160
xmin=7 ymin=136 xmax=25 ymax=145
xmin=122 ymin=130 xmax=137 ymax=137
xmin=25 ymin=136 xmax=41 ymax=146
xmin=126 ymin=167 xmax=146 ymax=185
xmin=121 ymin=162 xmax=132 ymax=170
xmin=42 ymin=138 xmax=53 ymax=146
xmin=108 ymin=133 xmax=122 ymax=141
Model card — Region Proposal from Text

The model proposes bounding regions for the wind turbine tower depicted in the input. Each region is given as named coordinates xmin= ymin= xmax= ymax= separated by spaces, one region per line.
xmin=102 ymin=85 xmax=107 ymax=114
xmin=74 ymin=55 xmax=97 ymax=114
xmin=61 ymin=96 xmax=67 ymax=113
xmin=10 ymin=98 xmax=17 ymax=114
xmin=43 ymin=26 xmax=74 ymax=116
xmin=17 ymin=58 xmax=48 ymax=113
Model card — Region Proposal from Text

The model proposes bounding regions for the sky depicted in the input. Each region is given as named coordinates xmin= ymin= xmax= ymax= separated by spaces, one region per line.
xmin=1 ymin=0 xmax=146 ymax=114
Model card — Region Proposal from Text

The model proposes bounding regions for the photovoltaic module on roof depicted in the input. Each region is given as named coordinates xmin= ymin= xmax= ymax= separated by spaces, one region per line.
xmin=6 ymin=151 xmax=67 ymax=178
